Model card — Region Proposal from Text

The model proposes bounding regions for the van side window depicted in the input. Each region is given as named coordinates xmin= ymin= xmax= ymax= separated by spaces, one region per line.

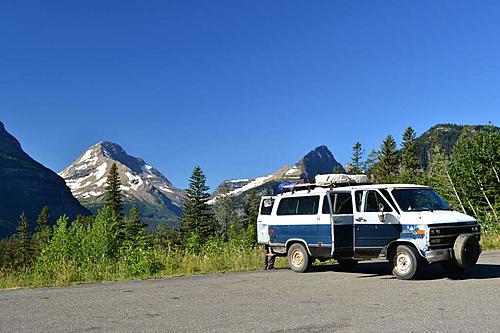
xmin=365 ymin=191 xmax=393 ymax=212
xmin=334 ymin=193 xmax=353 ymax=214
xmin=379 ymin=189 xmax=399 ymax=213
xmin=322 ymin=196 xmax=330 ymax=214
xmin=260 ymin=198 xmax=274 ymax=215
xmin=297 ymin=196 xmax=320 ymax=215
xmin=355 ymin=191 xmax=363 ymax=212
xmin=277 ymin=196 xmax=320 ymax=215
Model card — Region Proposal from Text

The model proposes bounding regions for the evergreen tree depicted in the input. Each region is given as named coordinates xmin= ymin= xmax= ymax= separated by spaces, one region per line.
xmin=34 ymin=206 xmax=52 ymax=249
xmin=181 ymin=166 xmax=214 ymax=241
xmin=364 ymin=149 xmax=381 ymax=176
xmin=213 ymin=183 xmax=241 ymax=241
xmin=105 ymin=163 xmax=125 ymax=240
xmin=244 ymin=192 xmax=260 ymax=230
xmin=105 ymin=163 xmax=123 ymax=217
xmin=12 ymin=212 xmax=34 ymax=267
xmin=449 ymin=127 xmax=499 ymax=222
xmin=124 ymin=206 xmax=146 ymax=242
xmin=428 ymin=144 xmax=464 ymax=212
xmin=373 ymin=134 xmax=400 ymax=183
xmin=399 ymin=127 xmax=422 ymax=183
xmin=244 ymin=192 xmax=261 ymax=244
xmin=348 ymin=142 xmax=365 ymax=174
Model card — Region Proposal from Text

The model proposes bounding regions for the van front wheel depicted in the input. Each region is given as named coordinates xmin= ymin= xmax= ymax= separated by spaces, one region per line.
xmin=287 ymin=243 xmax=310 ymax=273
xmin=392 ymin=245 xmax=419 ymax=280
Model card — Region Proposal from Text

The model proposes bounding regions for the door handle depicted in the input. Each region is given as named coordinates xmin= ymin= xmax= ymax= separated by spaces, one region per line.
xmin=355 ymin=217 xmax=366 ymax=222
xmin=333 ymin=219 xmax=341 ymax=224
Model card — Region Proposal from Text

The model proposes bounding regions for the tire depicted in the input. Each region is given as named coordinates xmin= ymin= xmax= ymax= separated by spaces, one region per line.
xmin=392 ymin=245 xmax=420 ymax=280
xmin=453 ymin=234 xmax=481 ymax=269
xmin=287 ymin=243 xmax=311 ymax=273
xmin=337 ymin=259 xmax=358 ymax=268
xmin=441 ymin=261 xmax=466 ymax=276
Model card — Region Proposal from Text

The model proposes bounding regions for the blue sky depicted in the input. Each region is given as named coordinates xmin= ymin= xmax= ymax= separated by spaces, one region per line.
xmin=1 ymin=1 xmax=499 ymax=189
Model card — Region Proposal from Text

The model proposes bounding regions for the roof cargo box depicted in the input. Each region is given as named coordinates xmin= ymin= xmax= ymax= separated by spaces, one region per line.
xmin=315 ymin=174 xmax=369 ymax=186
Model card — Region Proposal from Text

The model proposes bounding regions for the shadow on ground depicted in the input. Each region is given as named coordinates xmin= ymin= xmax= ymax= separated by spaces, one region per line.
xmin=308 ymin=261 xmax=500 ymax=281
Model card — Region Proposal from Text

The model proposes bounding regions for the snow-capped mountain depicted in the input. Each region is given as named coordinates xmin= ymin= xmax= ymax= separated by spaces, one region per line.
xmin=210 ymin=145 xmax=344 ymax=203
xmin=59 ymin=141 xmax=185 ymax=226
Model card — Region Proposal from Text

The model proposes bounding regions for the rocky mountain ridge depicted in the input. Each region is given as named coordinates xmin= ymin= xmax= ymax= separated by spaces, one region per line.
xmin=0 ymin=121 xmax=89 ymax=237
xmin=59 ymin=141 xmax=185 ymax=227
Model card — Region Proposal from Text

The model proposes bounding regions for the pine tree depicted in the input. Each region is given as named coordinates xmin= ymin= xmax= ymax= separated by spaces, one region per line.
xmin=244 ymin=192 xmax=260 ymax=230
xmin=428 ymin=144 xmax=464 ymax=212
xmin=213 ymin=183 xmax=241 ymax=241
xmin=399 ymin=127 xmax=422 ymax=183
xmin=449 ymin=127 xmax=499 ymax=222
xmin=364 ymin=149 xmax=381 ymax=176
xmin=181 ymin=166 xmax=214 ymax=242
xmin=105 ymin=163 xmax=123 ymax=217
xmin=373 ymin=134 xmax=400 ymax=183
xmin=34 ymin=206 xmax=52 ymax=250
xmin=244 ymin=192 xmax=261 ymax=245
xmin=13 ymin=212 xmax=34 ymax=268
xmin=124 ymin=206 xmax=146 ymax=242
xmin=348 ymin=142 xmax=365 ymax=174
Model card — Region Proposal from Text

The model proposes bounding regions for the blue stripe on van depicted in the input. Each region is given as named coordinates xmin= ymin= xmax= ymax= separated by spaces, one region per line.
xmin=354 ymin=224 xmax=401 ymax=248
xmin=269 ymin=224 xmax=331 ymax=245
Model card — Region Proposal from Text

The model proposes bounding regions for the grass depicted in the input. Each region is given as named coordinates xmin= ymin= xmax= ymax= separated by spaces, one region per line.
xmin=2 ymin=230 xmax=500 ymax=291
xmin=481 ymin=231 xmax=500 ymax=251
xmin=0 ymin=245 xmax=265 ymax=290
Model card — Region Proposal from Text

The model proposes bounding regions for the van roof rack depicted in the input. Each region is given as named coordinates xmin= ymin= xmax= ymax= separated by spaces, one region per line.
xmin=278 ymin=174 xmax=371 ymax=194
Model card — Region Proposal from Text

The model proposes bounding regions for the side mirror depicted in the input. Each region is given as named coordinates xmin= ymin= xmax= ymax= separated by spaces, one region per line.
xmin=378 ymin=203 xmax=385 ymax=222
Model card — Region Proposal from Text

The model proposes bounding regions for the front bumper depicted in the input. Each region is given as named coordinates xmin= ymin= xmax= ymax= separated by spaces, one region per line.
xmin=424 ymin=248 xmax=452 ymax=263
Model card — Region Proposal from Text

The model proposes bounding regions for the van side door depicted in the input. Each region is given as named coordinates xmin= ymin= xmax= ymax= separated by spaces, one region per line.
xmin=328 ymin=191 xmax=354 ymax=257
xmin=353 ymin=189 xmax=401 ymax=257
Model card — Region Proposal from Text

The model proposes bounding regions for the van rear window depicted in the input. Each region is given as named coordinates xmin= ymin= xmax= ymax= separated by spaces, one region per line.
xmin=260 ymin=198 xmax=274 ymax=215
xmin=277 ymin=196 xmax=319 ymax=216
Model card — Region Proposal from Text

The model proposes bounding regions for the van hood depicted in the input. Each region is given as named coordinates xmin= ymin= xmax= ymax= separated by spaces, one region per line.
xmin=400 ymin=210 xmax=476 ymax=225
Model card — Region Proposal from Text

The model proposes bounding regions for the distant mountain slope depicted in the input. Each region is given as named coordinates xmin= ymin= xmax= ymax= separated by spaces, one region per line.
xmin=0 ymin=121 xmax=89 ymax=238
xmin=210 ymin=145 xmax=344 ymax=204
xmin=415 ymin=124 xmax=498 ymax=169
xmin=59 ymin=142 xmax=185 ymax=228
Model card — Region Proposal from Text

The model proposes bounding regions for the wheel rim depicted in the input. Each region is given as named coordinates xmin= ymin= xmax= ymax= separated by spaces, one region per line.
xmin=395 ymin=252 xmax=412 ymax=274
xmin=291 ymin=249 xmax=304 ymax=267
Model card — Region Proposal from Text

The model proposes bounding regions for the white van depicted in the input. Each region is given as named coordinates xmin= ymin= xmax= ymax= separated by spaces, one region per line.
xmin=257 ymin=174 xmax=481 ymax=280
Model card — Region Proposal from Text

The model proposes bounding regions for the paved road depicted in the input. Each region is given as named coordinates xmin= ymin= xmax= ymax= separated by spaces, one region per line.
xmin=2 ymin=251 xmax=500 ymax=333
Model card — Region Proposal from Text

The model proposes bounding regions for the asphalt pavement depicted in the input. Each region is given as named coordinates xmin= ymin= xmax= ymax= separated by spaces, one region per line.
xmin=1 ymin=251 xmax=500 ymax=333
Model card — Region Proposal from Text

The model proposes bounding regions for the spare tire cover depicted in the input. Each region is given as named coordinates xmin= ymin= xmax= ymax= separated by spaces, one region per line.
xmin=453 ymin=234 xmax=481 ymax=268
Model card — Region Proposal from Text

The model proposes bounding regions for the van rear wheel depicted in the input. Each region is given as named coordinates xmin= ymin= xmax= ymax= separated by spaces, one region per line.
xmin=287 ymin=243 xmax=310 ymax=273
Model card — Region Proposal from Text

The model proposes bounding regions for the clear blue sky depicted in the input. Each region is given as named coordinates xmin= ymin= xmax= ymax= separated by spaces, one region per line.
xmin=1 ymin=1 xmax=499 ymax=189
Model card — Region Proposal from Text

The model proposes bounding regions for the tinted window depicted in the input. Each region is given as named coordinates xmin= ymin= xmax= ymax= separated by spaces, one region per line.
xmin=322 ymin=195 xmax=330 ymax=214
xmin=297 ymin=196 xmax=319 ymax=215
xmin=365 ymin=191 xmax=392 ymax=212
xmin=335 ymin=193 xmax=353 ymax=214
xmin=277 ymin=196 xmax=320 ymax=216
xmin=260 ymin=198 xmax=274 ymax=215
xmin=355 ymin=191 xmax=363 ymax=212
xmin=380 ymin=189 xmax=398 ymax=213
xmin=277 ymin=198 xmax=298 ymax=215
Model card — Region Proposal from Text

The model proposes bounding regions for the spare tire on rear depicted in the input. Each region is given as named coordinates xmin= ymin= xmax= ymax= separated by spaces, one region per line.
xmin=453 ymin=234 xmax=481 ymax=268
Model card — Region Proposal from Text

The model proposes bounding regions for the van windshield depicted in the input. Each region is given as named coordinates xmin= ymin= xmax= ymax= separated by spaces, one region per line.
xmin=392 ymin=188 xmax=451 ymax=212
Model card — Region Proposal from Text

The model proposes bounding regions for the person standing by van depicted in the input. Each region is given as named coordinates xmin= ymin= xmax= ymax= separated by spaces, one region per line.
xmin=263 ymin=244 xmax=275 ymax=270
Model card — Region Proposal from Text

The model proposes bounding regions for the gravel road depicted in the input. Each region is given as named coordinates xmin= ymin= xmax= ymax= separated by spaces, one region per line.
xmin=2 ymin=251 xmax=500 ymax=333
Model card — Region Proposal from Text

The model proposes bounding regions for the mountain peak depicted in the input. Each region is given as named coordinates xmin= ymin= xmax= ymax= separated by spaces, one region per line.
xmin=59 ymin=141 xmax=185 ymax=226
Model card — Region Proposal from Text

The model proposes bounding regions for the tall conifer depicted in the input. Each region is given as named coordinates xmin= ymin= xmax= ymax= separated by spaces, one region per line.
xmin=181 ymin=166 xmax=214 ymax=241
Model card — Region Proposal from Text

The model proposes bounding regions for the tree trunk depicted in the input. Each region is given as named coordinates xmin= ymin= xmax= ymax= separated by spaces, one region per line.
xmin=446 ymin=169 xmax=466 ymax=214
